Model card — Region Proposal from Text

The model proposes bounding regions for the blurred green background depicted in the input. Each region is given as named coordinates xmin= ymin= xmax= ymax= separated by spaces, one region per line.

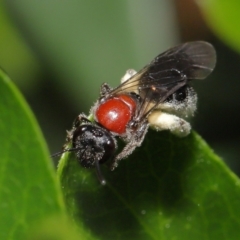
xmin=1 ymin=0 xmax=240 ymax=174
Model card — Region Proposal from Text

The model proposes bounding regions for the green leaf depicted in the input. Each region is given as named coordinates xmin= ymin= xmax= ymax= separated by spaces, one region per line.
xmin=0 ymin=69 xmax=65 ymax=239
xmin=199 ymin=0 xmax=240 ymax=52
xmin=27 ymin=215 xmax=94 ymax=240
xmin=58 ymin=130 xmax=240 ymax=240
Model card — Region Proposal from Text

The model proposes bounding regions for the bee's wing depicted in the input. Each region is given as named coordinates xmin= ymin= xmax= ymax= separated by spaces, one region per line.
xmin=111 ymin=41 xmax=216 ymax=120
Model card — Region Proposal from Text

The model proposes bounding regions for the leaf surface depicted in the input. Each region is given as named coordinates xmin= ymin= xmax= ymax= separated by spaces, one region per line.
xmin=199 ymin=0 xmax=240 ymax=52
xmin=0 ymin=69 xmax=65 ymax=239
xmin=58 ymin=129 xmax=240 ymax=240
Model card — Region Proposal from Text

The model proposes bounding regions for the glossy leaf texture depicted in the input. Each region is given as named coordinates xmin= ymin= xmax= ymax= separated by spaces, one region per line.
xmin=58 ymin=130 xmax=240 ymax=240
xmin=0 ymin=69 xmax=65 ymax=239
xmin=199 ymin=0 xmax=240 ymax=53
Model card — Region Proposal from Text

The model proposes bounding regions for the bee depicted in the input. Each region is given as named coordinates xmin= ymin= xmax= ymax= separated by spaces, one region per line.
xmin=53 ymin=41 xmax=216 ymax=184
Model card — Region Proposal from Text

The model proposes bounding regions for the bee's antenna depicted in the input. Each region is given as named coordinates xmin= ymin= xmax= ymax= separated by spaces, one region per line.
xmin=94 ymin=160 xmax=106 ymax=185
xmin=52 ymin=148 xmax=107 ymax=185
xmin=51 ymin=148 xmax=77 ymax=158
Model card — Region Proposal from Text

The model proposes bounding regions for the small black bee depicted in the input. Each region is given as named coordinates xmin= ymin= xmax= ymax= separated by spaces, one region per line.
xmin=53 ymin=41 xmax=216 ymax=184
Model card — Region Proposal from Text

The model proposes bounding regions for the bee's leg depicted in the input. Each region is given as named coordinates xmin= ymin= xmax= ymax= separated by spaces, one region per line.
xmin=100 ymin=83 xmax=112 ymax=96
xmin=100 ymin=69 xmax=137 ymax=97
xmin=121 ymin=69 xmax=137 ymax=84
xmin=110 ymin=121 xmax=149 ymax=171
xmin=67 ymin=113 xmax=91 ymax=142
xmin=148 ymin=111 xmax=191 ymax=137
xmin=73 ymin=113 xmax=91 ymax=127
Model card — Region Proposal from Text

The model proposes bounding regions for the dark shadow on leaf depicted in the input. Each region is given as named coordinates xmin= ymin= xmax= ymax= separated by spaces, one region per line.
xmin=65 ymin=130 xmax=197 ymax=239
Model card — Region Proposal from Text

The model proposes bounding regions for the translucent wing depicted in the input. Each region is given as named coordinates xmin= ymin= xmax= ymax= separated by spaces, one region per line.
xmin=111 ymin=41 xmax=216 ymax=120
